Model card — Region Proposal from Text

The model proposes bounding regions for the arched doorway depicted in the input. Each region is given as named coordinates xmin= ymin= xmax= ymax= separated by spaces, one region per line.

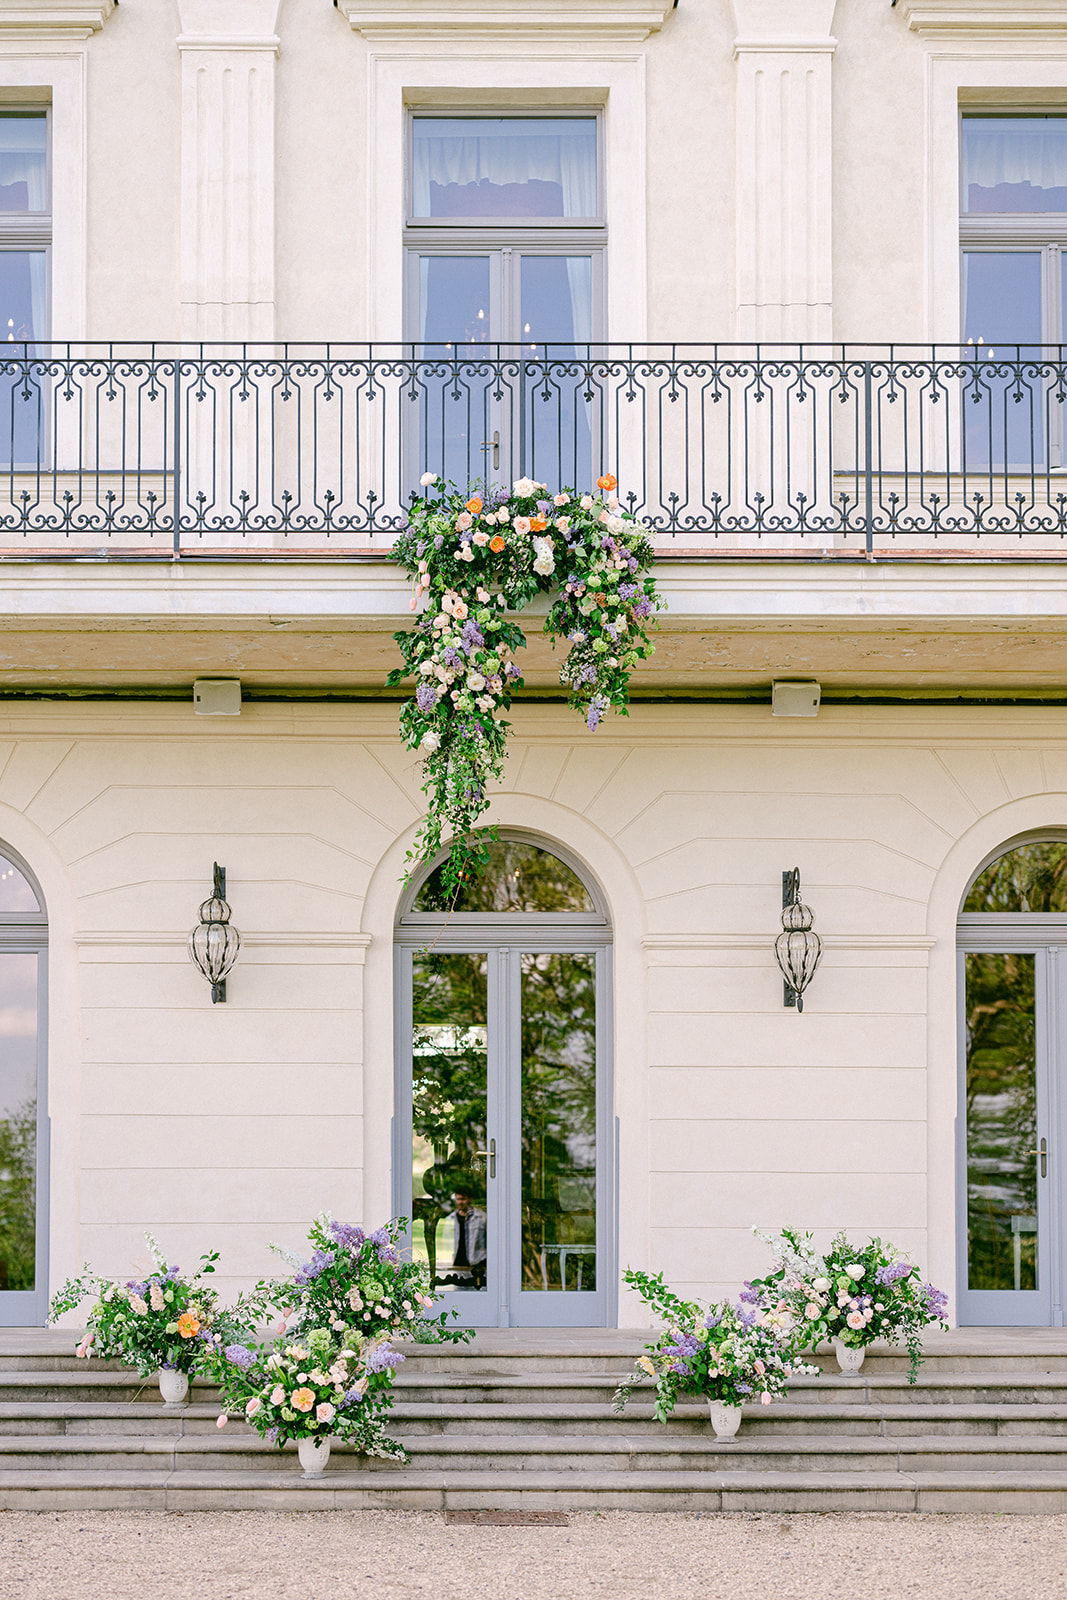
xmin=394 ymin=835 xmax=613 ymax=1328
xmin=958 ymin=836 xmax=1067 ymax=1325
xmin=0 ymin=843 xmax=47 ymax=1325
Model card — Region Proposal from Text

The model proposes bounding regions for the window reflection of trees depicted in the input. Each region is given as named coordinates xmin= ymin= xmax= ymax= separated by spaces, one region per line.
xmin=966 ymin=952 xmax=1037 ymax=1292
xmin=411 ymin=953 xmax=488 ymax=1289
xmin=965 ymin=842 xmax=1067 ymax=914
xmin=0 ymin=1092 xmax=35 ymax=1291
xmin=413 ymin=839 xmax=594 ymax=915
xmin=521 ymin=952 xmax=596 ymax=1292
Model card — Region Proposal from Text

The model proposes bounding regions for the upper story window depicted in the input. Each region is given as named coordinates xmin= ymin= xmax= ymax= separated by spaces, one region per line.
xmin=963 ymin=117 xmax=1067 ymax=215
xmin=405 ymin=113 xmax=605 ymax=490
xmin=0 ymin=113 xmax=49 ymax=347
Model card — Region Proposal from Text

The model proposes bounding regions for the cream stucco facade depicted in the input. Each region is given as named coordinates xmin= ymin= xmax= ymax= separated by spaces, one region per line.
xmin=2 ymin=0 xmax=1067 ymax=1328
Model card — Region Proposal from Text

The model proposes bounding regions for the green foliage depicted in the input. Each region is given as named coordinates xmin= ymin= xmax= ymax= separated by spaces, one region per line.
xmin=750 ymin=1227 xmax=950 ymax=1383
xmin=0 ymin=1093 xmax=36 ymax=1291
xmin=613 ymin=1267 xmax=817 ymax=1420
xmin=388 ymin=473 xmax=662 ymax=895
xmin=48 ymin=1234 xmax=223 ymax=1379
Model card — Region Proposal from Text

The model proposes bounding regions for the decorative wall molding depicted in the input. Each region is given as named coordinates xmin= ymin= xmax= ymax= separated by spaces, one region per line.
xmin=899 ymin=1 xmax=1067 ymax=37
xmin=337 ymin=0 xmax=674 ymax=43
xmin=176 ymin=0 xmax=279 ymax=342
xmin=643 ymin=934 xmax=937 ymax=952
xmin=74 ymin=931 xmax=373 ymax=951
xmin=731 ymin=0 xmax=837 ymax=342
xmin=0 ymin=0 xmax=113 ymax=38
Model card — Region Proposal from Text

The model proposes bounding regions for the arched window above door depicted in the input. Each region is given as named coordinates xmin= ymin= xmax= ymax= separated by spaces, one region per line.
xmin=963 ymin=839 xmax=1067 ymax=915
xmin=0 ymin=854 xmax=42 ymax=918
xmin=402 ymin=836 xmax=608 ymax=923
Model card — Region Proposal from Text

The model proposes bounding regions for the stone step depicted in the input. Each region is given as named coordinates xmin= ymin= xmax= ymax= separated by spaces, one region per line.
xmin=7 ymin=1429 xmax=1067 ymax=1476
xmin=1 ymin=1464 xmax=1066 ymax=1513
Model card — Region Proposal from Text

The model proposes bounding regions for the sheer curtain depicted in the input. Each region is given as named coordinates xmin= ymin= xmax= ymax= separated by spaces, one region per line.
xmin=963 ymin=120 xmax=1067 ymax=209
xmin=412 ymin=119 xmax=597 ymax=218
xmin=0 ymin=119 xmax=47 ymax=212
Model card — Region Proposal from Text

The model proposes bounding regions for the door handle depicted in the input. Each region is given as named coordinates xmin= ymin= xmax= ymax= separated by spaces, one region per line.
xmin=1028 ymin=1138 xmax=1048 ymax=1178
xmin=474 ymin=1138 xmax=496 ymax=1179
xmin=480 ymin=430 xmax=500 ymax=471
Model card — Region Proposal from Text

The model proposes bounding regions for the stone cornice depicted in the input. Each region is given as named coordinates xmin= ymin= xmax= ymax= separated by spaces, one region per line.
xmin=336 ymin=0 xmax=675 ymax=44
xmin=0 ymin=0 xmax=113 ymax=37
xmin=899 ymin=0 xmax=1067 ymax=35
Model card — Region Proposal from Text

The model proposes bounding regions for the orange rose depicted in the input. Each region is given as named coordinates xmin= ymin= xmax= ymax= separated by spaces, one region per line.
xmin=177 ymin=1312 xmax=200 ymax=1339
xmin=465 ymin=496 xmax=483 ymax=514
xmin=489 ymin=535 xmax=505 ymax=552
xmin=597 ymin=473 xmax=617 ymax=491
xmin=529 ymin=516 xmax=548 ymax=532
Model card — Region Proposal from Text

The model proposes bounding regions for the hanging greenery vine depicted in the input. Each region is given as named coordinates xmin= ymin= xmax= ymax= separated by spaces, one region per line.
xmin=388 ymin=472 xmax=663 ymax=893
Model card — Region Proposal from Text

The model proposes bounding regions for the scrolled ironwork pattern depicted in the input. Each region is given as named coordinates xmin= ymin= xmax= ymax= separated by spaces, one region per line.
xmin=2 ymin=341 xmax=1067 ymax=557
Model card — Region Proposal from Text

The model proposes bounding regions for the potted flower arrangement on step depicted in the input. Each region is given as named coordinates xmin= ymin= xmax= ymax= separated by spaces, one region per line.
xmin=612 ymin=1268 xmax=818 ymax=1439
xmin=48 ymin=1233 xmax=223 ymax=1404
xmin=202 ymin=1324 xmax=407 ymax=1474
xmin=750 ymin=1227 xmax=950 ymax=1382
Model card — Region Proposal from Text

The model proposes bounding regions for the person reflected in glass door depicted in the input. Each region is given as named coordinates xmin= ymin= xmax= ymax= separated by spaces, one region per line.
xmin=441 ymin=1189 xmax=487 ymax=1290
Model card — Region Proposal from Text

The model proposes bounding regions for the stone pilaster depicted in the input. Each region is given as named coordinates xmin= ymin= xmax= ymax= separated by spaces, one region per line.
xmin=177 ymin=0 xmax=280 ymax=342
xmin=731 ymin=0 xmax=837 ymax=341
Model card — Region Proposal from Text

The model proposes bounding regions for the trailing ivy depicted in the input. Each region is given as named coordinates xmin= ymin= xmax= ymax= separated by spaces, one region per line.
xmin=388 ymin=473 xmax=662 ymax=894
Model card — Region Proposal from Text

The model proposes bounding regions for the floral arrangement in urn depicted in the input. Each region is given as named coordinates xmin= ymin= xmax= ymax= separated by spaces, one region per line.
xmin=612 ymin=1268 xmax=817 ymax=1436
xmin=231 ymin=1215 xmax=469 ymax=1347
xmin=201 ymin=1324 xmax=406 ymax=1464
xmin=388 ymin=473 xmax=661 ymax=894
xmin=48 ymin=1234 xmax=223 ymax=1398
xmin=749 ymin=1228 xmax=950 ymax=1381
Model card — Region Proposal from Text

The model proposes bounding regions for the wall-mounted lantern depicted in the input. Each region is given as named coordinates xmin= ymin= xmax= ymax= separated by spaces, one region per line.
xmin=188 ymin=863 xmax=241 ymax=1003
xmin=775 ymin=867 xmax=822 ymax=1013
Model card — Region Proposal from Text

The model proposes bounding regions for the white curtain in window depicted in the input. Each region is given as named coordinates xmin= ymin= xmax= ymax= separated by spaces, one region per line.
xmin=27 ymin=252 xmax=46 ymax=341
xmin=963 ymin=122 xmax=1067 ymax=203
xmin=412 ymin=122 xmax=597 ymax=218
xmin=563 ymin=257 xmax=592 ymax=345
xmin=0 ymin=120 xmax=47 ymax=211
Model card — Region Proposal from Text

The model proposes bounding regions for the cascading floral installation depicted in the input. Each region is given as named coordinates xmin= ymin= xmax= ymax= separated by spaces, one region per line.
xmin=388 ymin=472 xmax=663 ymax=893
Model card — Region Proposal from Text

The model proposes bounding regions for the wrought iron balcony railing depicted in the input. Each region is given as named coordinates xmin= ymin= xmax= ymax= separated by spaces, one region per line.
xmin=0 ymin=341 xmax=1066 ymax=558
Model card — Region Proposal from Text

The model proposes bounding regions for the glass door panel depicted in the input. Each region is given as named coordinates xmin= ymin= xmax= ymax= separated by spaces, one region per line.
xmin=520 ymin=256 xmax=593 ymax=490
xmin=515 ymin=950 xmax=601 ymax=1323
xmin=414 ymin=255 xmax=500 ymax=490
xmin=0 ymin=951 xmax=38 ymax=1300
xmin=962 ymin=252 xmax=1045 ymax=470
xmin=961 ymin=950 xmax=1050 ymax=1324
xmin=410 ymin=952 xmax=494 ymax=1310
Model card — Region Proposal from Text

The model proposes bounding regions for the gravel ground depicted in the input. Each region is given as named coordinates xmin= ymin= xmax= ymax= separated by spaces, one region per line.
xmin=0 ymin=1510 xmax=1064 ymax=1600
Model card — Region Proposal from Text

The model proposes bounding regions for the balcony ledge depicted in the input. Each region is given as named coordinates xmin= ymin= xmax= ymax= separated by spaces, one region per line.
xmin=0 ymin=558 xmax=1066 ymax=693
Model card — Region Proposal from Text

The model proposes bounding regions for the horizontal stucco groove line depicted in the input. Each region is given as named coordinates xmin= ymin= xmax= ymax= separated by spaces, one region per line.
xmin=73 ymin=932 xmax=372 ymax=949
xmin=643 ymin=935 xmax=937 ymax=950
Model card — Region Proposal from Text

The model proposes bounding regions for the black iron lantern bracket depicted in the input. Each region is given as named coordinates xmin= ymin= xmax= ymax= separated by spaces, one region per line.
xmin=775 ymin=867 xmax=822 ymax=1013
xmin=188 ymin=862 xmax=241 ymax=1003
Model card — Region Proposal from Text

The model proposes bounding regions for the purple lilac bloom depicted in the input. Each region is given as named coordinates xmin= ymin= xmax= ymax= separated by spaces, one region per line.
xmin=923 ymin=1284 xmax=949 ymax=1318
xmin=737 ymin=1307 xmax=758 ymax=1329
xmin=294 ymin=1248 xmax=335 ymax=1288
xmin=415 ymin=682 xmax=439 ymax=714
xmin=586 ymin=694 xmax=609 ymax=732
xmin=735 ymin=1383 xmax=752 ymax=1395
xmin=704 ymin=1311 xmax=722 ymax=1330
xmin=342 ymin=1385 xmax=365 ymax=1407
xmin=366 ymin=1345 xmax=405 ymax=1373
xmin=536 ymin=499 xmax=550 ymax=514
xmin=875 ymin=1261 xmax=913 ymax=1287
xmin=738 ymin=1282 xmax=762 ymax=1306
xmin=224 ymin=1344 xmax=256 ymax=1370
xmin=126 ymin=1280 xmax=148 ymax=1298
xmin=634 ymin=598 xmax=653 ymax=618
xmin=628 ymin=556 xmax=639 ymax=572
xmin=377 ymin=1244 xmax=400 ymax=1265
xmin=368 ymin=1227 xmax=391 ymax=1249
xmin=266 ymin=1426 xmax=279 ymax=1445
xmin=573 ymin=665 xmax=597 ymax=687
xmin=328 ymin=1221 xmax=365 ymax=1251
xmin=434 ymin=534 xmax=444 ymax=548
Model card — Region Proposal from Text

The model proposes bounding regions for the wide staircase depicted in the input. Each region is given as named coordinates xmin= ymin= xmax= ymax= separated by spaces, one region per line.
xmin=3 ymin=1328 xmax=1067 ymax=1511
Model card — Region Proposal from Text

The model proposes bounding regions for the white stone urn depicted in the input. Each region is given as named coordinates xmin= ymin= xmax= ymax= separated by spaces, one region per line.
xmin=298 ymin=1435 xmax=332 ymax=1475
xmin=832 ymin=1338 xmax=866 ymax=1375
xmin=707 ymin=1400 xmax=743 ymax=1439
xmin=158 ymin=1368 xmax=189 ymax=1405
